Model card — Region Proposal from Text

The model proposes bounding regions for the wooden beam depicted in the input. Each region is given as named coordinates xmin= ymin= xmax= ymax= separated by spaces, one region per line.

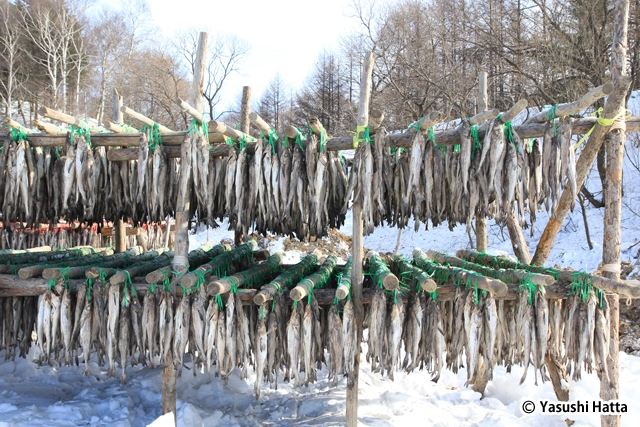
xmin=497 ymin=99 xmax=528 ymax=124
xmin=284 ymin=125 xmax=302 ymax=140
xmin=249 ymin=112 xmax=275 ymax=137
xmin=4 ymin=117 xmax=34 ymax=133
xmin=38 ymin=106 xmax=101 ymax=132
xmin=32 ymin=119 xmax=63 ymax=135
xmin=175 ymin=97 xmax=204 ymax=124
xmin=5 ymin=116 xmax=640 ymax=149
xmin=527 ymin=82 xmax=614 ymax=124
xmin=347 ymin=51 xmax=375 ymax=427
xmin=120 ymin=106 xmax=173 ymax=133
xmin=308 ymin=117 xmax=326 ymax=137
xmin=469 ymin=108 xmax=500 ymax=125
xmin=102 ymin=121 xmax=138 ymax=133
xmin=209 ymin=119 xmax=255 ymax=142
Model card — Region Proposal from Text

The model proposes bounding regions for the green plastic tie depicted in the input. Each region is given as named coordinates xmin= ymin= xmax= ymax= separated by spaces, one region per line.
xmin=9 ymin=126 xmax=28 ymax=143
xmin=503 ymin=121 xmax=517 ymax=151
xmin=86 ymin=278 xmax=93 ymax=301
xmin=546 ymin=105 xmax=558 ymax=136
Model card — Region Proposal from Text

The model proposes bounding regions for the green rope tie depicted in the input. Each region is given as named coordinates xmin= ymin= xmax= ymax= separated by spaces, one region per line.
xmin=408 ymin=118 xmax=423 ymax=134
xmin=48 ymin=278 xmax=56 ymax=291
xmin=59 ymin=267 xmax=72 ymax=289
xmin=470 ymin=124 xmax=481 ymax=159
xmin=193 ymin=269 xmax=207 ymax=292
xmin=69 ymin=121 xmax=91 ymax=147
xmin=9 ymin=126 xmax=28 ymax=143
xmin=319 ymin=129 xmax=327 ymax=152
xmin=545 ymin=105 xmax=558 ymax=136
xmin=519 ymin=274 xmax=537 ymax=306
xmin=294 ymin=130 xmax=306 ymax=151
xmin=143 ymin=123 xmax=162 ymax=150
xmin=503 ymin=121 xmax=517 ymax=152
xmin=216 ymin=294 xmax=224 ymax=310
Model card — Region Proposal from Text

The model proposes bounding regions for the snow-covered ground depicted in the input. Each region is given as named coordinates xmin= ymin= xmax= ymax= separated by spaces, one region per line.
xmin=1 ymin=345 xmax=639 ymax=427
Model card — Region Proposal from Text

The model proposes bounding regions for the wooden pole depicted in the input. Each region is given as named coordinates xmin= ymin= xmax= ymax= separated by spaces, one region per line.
xmin=600 ymin=2 xmax=629 ymax=426
xmin=476 ymin=72 xmax=488 ymax=253
xmin=347 ymin=51 xmax=375 ymax=427
xmin=236 ymin=86 xmax=252 ymax=246
xmin=240 ymin=86 xmax=252 ymax=134
xmin=175 ymin=97 xmax=204 ymax=124
xmin=32 ymin=119 xmax=63 ymax=135
xmin=38 ymin=106 xmax=102 ymax=132
xmin=527 ymin=82 xmax=614 ymax=124
xmin=113 ymin=88 xmax=127 ymax=254
xmin=165 ymin=30 xmax=207 ymax=422
xmin=120 ymin=106 xmax=173 ymax=133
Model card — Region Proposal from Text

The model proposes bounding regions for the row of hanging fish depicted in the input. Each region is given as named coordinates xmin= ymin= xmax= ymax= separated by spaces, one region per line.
xmin=0 ymin=225 xmax=103 ymax=251
xmin=188 ymin=132 xmax=349 ymax=240
xmin=344 ymin=117 xmax=578 ymax=235
xmin=0 ymin=222 xmax=170 ymax=252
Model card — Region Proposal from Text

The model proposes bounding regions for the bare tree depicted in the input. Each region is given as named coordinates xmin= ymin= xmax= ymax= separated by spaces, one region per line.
xmin=173 ymin=28 xmax=250 ymax=120
xmin=0 ymin=0 xmax=23 ymax=117
xmin=256 ymin=73 xmax=289 ymax=132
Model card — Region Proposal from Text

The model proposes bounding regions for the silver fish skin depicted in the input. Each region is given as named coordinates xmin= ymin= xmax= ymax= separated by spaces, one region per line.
xmin=37 ymin=293 xmax=47 ymax=363
xmin=328 ymin=304 xmax=343 ymax=386
xmin=71 ymin=284 xmax=87 ymax=364
xmin=255 ymin=314 xmax=268 ymax=399
xmin=405 ymin=132 xmax=426 ymax=213
xmin=107 ymin=284 xmax=120 ymax=377
xmin=594 ymin=297 xmax=611 ymax=387
xmin=224 ymin=292 xmax=236 ymax=378
xmin=519 ymin=303 xmax=533 ymax=385
xmin=535 ymin=292 xmax=549 ymax=380
xmin=487 ymin=123 xmax=504 ymax=196
xmin=142 ymin=290 xmax=157 ymax=367
xmin=173 ymin=295 xmax=191 ymax=374
xmin=464 ymin=294 xmax=483 ymax=387
xmin=216 ymin=310 xmax=226 ymax=378
xmin=266 ymin=311 xmax=278 ymax=385
xmin=190 ymin=289 xmax=207 ymax=370
xmin=49 ymin=290 xmax=62 ymax=364
xmin=60 ymin=288 xmax=73 ymax=366
xmin=119 ymin=287 xmax=131 ymax=383
xmin=204 ymin=297 xmax=219 ymax=378
xmin=137 ymin=132 xmax=149 ymax=204
xmin=483 ymin=295 xmax=498 ymax=381
xmin=559 ymin=116 xmax=577 ymax=211
xmin=79 ymin=299 xmax=93 ymax=377
xmin=387 ymin=299 xmax=405 ymax=380
xmin=405 ymin=293 xmax=424 ymax=372
xmin=342 ymin=300 xmax=357 ymax=377
xmin=459 ymin=120 xmax=471 ymax=197
xmin=130 ymin=294 xmax=144 ymax=367
xmin=286 ymin=303 xmax=301 ymax=383
xmin=302 ymin=303 xmax=314 ymax=385
xmin=585 ymin=290 xmax=597 ymax=372
xmin=501 ymin=140 xmax=518 ymax=219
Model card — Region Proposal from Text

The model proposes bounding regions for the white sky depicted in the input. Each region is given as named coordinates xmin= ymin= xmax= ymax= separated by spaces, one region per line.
xmin=147 ymin=0 xmax=363 ymax=112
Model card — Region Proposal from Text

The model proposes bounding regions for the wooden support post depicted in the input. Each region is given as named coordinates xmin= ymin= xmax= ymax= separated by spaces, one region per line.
xmin=166 ymin=30 xmax=207 ymax=422
xmin=476 ymin=72 xmax=488 ymax=252
xmin=601 ymin=2 xmax=629 ymax=426
xmin=235 ymin=86 xmax=252 ymax=246
xmin=347 ymin=51 xmax=375 ymax=427
xmin=240 ymin=86 xmax=251 ymax=134
xmin=505 ymin=213 xmax=531 ymax=264
xmin=113 ymin=89 xmax=127 ymax=254
xmin=4 ymin=117 xmax=34 ymax=133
